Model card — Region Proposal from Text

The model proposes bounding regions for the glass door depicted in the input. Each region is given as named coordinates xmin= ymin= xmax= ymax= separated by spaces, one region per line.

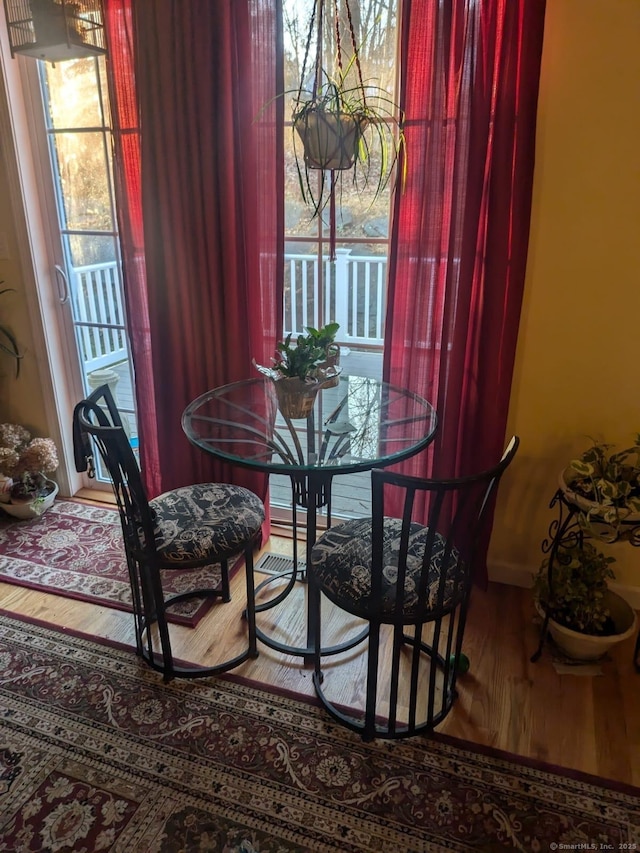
xmin=274 ymin=0 xmax=400 ymax=520
xmin=37 ymin=55 xmax=137 ymax=480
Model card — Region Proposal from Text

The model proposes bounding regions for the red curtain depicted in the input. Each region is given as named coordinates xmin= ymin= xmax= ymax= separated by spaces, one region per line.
xmin=385 ymin=0 xmax=545 ymax=579
xmin=105 ymin=0 xmax=283 ymax=504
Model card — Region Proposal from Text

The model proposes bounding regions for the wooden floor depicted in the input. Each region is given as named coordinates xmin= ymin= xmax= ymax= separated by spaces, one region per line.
xmin=1 ymin=531 xmax=638 ymax=788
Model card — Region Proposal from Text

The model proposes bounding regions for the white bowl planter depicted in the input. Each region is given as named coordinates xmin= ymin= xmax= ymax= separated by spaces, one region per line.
xmin=545 ymin=590 xmax=637 ymax=661
xmin=0 ymin=480 xmax=59 ymax=520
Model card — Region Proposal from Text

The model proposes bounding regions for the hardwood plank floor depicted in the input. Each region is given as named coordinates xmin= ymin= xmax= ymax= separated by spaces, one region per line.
xmin=1 ymin=534 xmax=638 ymax=787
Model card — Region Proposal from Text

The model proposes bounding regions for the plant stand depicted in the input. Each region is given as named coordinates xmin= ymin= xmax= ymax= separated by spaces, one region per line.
xmin=531 ymin=488 xmax=640 ymax=670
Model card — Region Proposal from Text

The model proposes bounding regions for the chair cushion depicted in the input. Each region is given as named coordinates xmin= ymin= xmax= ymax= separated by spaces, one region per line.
xmin=149 ymin=483 xmax=264 ymax=564
xmin=310 ymin=517 xmax=465 ymax=621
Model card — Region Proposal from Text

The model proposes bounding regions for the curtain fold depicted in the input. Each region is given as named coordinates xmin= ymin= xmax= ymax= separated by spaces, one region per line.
xmin=105 ymin=0 xmax=283 ymax=514
xmin=385 ymin=0 xmax=546 ymax=581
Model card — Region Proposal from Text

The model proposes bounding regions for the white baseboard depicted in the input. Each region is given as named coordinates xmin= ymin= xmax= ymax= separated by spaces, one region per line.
xmin=488 ymin=561 xmax=640 ymax=610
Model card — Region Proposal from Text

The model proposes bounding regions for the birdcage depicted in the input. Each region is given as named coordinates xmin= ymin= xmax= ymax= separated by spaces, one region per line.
xmin=3 ymin=0 xmax=106 ymax=62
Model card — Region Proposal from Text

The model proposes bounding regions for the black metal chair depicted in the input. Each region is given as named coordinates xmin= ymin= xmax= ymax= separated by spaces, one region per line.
xmin=72 ymin=384 xmax=264 ymax=681
xmin=309 ymin=436 xmax=519 ymax=739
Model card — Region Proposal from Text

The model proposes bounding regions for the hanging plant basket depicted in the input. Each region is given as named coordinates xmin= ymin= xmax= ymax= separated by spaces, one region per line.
xmin=294 ymin=109 xmax=361 ymax=171
xmin=285 ymin=0 xmax=405 ymax=258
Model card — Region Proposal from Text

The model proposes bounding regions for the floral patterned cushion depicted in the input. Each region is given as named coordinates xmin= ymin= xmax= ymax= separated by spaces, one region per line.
xmin=148 ymin=483 xmax=264 ymax=564
xmin=310 ymin=517 xmax=465 ymax=620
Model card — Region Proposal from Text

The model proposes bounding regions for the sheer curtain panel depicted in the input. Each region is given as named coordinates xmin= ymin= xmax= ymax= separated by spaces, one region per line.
xmin=105 ymin=0 xmax=283 ymax=506
xmin=385 ymin=0 xmax=546 ymax=581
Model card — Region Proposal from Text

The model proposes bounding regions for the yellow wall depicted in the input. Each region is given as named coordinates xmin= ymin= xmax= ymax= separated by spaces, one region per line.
xmin=489 ymin=0 xmax=640 ymax=592
xmin=1 ymin=1 xmax=639 ymax=591
xmin=0 ymin=149 xmax=48 ymax=433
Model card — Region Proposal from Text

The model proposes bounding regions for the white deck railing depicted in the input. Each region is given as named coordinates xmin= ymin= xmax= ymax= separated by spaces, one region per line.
xmin=284 ymin=248 xmax=386 ymax=345
xmin=72 ymin=249 xmax=386 ymax=377
xmin=71 ymin=261 xmax=128 ymax=373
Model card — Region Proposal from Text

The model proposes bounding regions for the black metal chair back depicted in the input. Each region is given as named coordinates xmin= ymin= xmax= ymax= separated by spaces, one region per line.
xmin=73 ymin=391 xmax=157 ymax=567
xmin=310 ymin=436 xmax=519 ymax=739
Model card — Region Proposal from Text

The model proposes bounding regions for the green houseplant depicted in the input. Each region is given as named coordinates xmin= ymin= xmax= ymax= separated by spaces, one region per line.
xmin=273 ymin=332 xmax=327 ymax=381
xmin=559 ymin=435 xmax=640 ymax=542
xmin=533 ymin=541 xmax=636 ymax=660
xmin=254 ymin=322 xmax=342 ymax=418
xmin=303 ymin=321 xmax=340 ymax=368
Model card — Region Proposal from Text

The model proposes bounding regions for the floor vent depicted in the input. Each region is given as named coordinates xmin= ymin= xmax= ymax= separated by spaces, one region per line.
xmin=254 ymin=553 xmax=305 ymax=576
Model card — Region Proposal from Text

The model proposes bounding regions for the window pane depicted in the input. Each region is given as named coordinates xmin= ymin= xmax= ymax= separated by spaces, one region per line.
xmin=282 ymin=0 xmax=399 ymax=104
xmin=66 ymin=233 xmax=117 ymax=269
xmin=50 ymin=131 xmax=113 ymax=231
xmin=42 ymin=57 xmax=104 ymax=129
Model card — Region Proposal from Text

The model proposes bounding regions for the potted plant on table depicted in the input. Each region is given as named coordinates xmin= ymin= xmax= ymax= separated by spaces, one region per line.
xmin=0 ymin=423 xmax=59 ymax=518
xmin=304 ymin=321 xmax=340 ymax=368
xmin=254 ymin=322 xmax=342 ymax=419
xmin=559 ymin=435 xmax=640 ymax=543
xmin=533 ymin=541 xmax=636 ymax=661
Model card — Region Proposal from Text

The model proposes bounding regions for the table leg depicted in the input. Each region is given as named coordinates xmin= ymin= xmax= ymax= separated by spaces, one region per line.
xmin=303 ymin=473 xmax=320 ymax=664
xmin=252 ymin=470 xmax=367 ymax=660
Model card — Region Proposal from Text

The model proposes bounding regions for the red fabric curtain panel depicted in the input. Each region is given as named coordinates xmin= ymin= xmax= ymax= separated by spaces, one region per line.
xmin=104 ymin=0 xmax=160 ymax=494
xmin=105 ymin=0 xmax=283 ymax=506
xmin=385 ymin=0 xmax=546 ymax=581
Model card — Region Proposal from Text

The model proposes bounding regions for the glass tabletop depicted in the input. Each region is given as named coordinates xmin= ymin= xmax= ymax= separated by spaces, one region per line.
xmin=182 ymin=375 xmax=437 ymax=476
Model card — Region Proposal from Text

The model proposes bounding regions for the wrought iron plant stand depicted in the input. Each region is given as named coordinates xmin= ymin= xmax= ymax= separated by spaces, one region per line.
xmin=531 ymin=487 xmax=640 ymax=671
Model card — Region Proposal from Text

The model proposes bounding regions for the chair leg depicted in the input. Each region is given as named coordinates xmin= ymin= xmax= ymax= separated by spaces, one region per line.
xmin=220 ymin=559 xmax=231 ymax=602
xmin=244 ymin=542 xmax=258 ymax=659
xmin=313 ymin=578 xmax=323 ymax=683
xmin=364 ymin=621 xmax=381 ymax=741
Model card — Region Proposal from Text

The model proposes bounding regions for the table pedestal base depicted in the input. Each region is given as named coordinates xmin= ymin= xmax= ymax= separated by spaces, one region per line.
xmin=252 ymin=555 xmax=368 ymax=662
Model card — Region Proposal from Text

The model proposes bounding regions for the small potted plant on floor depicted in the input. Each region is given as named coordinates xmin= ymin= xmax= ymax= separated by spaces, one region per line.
xmin=559 ymin=435 xmax=640 ymax=543
xmin=533 ymin=541 xmax=637 ymax=661
xmin=0 ymin=423 xmax=59 ymax=518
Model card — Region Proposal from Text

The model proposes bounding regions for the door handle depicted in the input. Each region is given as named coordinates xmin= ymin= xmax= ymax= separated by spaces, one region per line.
xmin=54 ymin=264 xmax=70 ymax=304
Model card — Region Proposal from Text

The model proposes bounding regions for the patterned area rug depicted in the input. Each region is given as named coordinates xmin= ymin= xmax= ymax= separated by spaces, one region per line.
xmin=0 ymin=614 xmax=638 ymax=852
xmin=0 ymin=499 xmax=230 ymax=626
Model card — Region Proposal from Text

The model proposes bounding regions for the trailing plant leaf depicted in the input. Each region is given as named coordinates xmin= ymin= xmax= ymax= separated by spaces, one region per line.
xmin=533 ymin=542 xmax=616 ymax=635
xmin=304 ymin=322 xmax=339 ymax=349
xmin=562 ymin=434 xmax=640 ymax=541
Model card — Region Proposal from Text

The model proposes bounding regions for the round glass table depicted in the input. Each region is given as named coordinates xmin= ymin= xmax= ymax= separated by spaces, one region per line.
xmin=182 ymin=374 xmax=437 ymax=658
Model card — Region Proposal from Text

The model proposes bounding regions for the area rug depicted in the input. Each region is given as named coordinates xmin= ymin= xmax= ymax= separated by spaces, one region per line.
xmin=0 ymin=614 xmax=638 ymax=852
xmin=0 ymin=499 xmax=230 ymax=627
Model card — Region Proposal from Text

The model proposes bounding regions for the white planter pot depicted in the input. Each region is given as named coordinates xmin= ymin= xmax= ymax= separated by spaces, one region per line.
xmin=545 ymin=590 xmax=637 ymax=661
xmin=0 ymin=480 xmax=59 ymax=520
